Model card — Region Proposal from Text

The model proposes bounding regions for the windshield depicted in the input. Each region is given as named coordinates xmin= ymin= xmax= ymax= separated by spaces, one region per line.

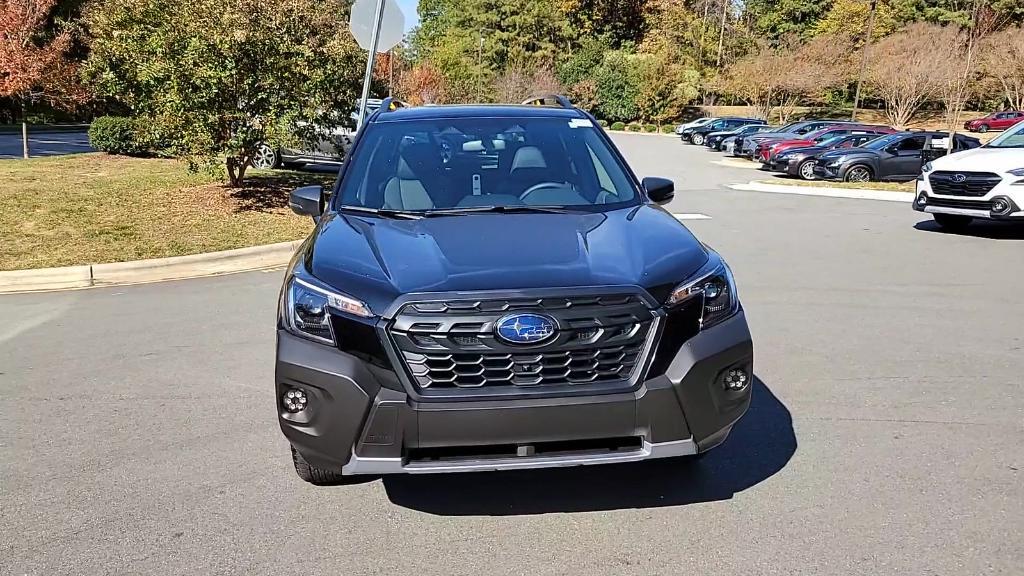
xmin=335 ymin=117 xmax=640 ymax=213
xmin=985 ymin=121 xmax=1024 ymax=148
xmin=817 ymin=136 xmax=849 ymax=148
xmin=862 ymin=133 xmax=904 ymax=150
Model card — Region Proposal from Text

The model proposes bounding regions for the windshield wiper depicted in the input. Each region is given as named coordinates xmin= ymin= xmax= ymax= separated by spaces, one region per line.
xmin=423 ymin=205 xmax=577 ymax=216
xmin=338 ymin=205 xmax=424 ymax=219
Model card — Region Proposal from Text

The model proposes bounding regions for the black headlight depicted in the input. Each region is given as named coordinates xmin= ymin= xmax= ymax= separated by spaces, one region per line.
xmin=664 ymin=253 xmax=740 ymax=330
xmin=282 ymin=276 xmax=373 ymax=345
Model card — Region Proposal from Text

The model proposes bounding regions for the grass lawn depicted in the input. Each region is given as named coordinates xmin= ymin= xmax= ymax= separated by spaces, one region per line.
xmin=758 ymin=177 xmax=915 ymax=193
xmin=0 ymin=153 xmax=330 ymax=271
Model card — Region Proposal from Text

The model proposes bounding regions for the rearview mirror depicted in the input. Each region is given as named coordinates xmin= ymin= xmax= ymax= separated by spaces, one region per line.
xmin=642 ymin=177 xmax=675 ymax=205
xmin=289 ymin=185 xmax=325 ymax=219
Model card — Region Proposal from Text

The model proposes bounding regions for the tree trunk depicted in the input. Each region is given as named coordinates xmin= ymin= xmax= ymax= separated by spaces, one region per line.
xmin=227 ymin=157 xmax=240 ymax=187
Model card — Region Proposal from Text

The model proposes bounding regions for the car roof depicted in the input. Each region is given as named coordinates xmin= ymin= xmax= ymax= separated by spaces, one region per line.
xmin=372 ymin=104 xmax=586 ymax=123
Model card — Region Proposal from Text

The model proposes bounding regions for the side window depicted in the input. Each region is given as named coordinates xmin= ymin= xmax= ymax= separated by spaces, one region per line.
xmin=896 ymin=136 xmax=925 ymax=151
xmin=995 ymin=113 xmax=1008 ymax=119
xmin=838 ymin=139 xmax=855 ymax=148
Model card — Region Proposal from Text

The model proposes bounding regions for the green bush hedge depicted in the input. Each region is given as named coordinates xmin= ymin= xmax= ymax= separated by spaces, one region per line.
xmin=643 ymin=124 xmax=658 ymax=133
xmin=626 ymin=123 xmax=642 ymax=132
xmin=596 ymin=119 xmax=609 ymax=128
xmin=88 ymin=116 xmax=154 ymax=156
xmin=610 ymin=121 xmax=625 ymax=131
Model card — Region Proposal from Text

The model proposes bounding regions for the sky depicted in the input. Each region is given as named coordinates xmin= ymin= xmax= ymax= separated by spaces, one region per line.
xmin=395 ymin=0 xmax=420 ymax=32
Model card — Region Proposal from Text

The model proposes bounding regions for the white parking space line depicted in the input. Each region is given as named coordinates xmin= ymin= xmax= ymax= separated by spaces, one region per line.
xmin=674 ymin=213 xmax=712 ymax=220
xmin=30 ymin=139 xmax=93 ymax=146
xmin=728 ymin=181 xmax=915 ymax=203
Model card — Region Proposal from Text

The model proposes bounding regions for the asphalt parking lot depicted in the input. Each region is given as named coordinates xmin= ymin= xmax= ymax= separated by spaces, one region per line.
xmin=2 ymin=134 xmax=1022 ymax=575
xmin=0 ymin=130 xmax=94 ymax=159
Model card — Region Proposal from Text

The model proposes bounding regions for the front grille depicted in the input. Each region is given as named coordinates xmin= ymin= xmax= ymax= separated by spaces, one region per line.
xmin=929 ymin=171 xmax=1002 ymax=197
xmin=388 ymin=293 xmax=656 ymax=394
xmin=928 ymin=197 xmax=992 ymax=210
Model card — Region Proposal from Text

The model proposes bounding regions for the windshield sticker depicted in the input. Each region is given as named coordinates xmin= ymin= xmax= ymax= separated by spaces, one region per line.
xmin=569 ymin=119 xmax=593 ymax=128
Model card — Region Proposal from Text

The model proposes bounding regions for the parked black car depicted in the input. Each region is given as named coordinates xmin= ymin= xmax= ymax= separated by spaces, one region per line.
xmin=814 ymin=131 xmax=981 ymax=182
xmin=681 ymin=117 xmax=765 ymax=146
xmin=278 ymin=95 xmax=753 ymax=484
xmin=706 ymin=124 xmax=776 ymax=151
xmin=767 ymin=133 xmax=887 ymax=180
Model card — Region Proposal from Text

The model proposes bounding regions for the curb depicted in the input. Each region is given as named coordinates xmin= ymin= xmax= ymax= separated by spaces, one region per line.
xmin=728 ymin=180 xmax=915 ymax=203
xmin=713 ymin=159 xmax=762 ymax=170
xmin=0 ymin=240 xmax=302 ymax=294
xmin=607 ymin=130 xmax=677 ymax=137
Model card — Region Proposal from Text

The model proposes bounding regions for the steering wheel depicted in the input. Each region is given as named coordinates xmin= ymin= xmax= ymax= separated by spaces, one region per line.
xmin=519 ymin=181 xmax=566 ymax=202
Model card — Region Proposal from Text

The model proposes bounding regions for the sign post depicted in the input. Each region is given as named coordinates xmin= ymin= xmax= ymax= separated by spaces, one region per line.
xmin=350 ymin=0 xmax=405 ymax=130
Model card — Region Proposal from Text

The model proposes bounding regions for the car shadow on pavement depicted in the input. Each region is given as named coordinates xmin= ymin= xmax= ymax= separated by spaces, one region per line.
xmin=382 ymin=377 xmax=796 ymax=515
xmin=914 ymin=219 xmax=1024 ymax=240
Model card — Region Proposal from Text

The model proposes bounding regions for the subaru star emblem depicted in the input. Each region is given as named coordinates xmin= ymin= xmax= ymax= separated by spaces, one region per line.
xmin=952 ymin=173 xmax=967 ymax=183
xmin=495 ymin=313 xmax=556 ymax=345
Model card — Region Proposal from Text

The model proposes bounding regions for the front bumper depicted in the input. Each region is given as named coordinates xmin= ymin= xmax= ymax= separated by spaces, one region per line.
xmin=913 ymin=178 xmax=1024 ymax=220
xmin=277 ymin=311 xmax=754 ymax=476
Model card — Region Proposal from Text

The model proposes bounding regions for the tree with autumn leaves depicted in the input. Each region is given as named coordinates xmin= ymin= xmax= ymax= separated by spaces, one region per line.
xmin=0 ymin=0 xmax=87 ymax=119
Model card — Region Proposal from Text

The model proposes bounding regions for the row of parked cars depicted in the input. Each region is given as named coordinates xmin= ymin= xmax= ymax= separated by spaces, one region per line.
xmin=676 ymin=113 xmax=1024 ymax=231
xmin=677 ymin=116 xmax=986 ymax=183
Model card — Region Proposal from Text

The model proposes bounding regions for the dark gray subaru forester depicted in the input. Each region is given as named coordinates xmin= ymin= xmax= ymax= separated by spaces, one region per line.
xmin=277 ymin=96 xmax=753 ymax=484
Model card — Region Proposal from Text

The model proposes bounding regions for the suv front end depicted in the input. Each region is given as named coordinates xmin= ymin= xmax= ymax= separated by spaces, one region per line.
xmin=913 ymin=124 xmax=1024 ymax=228
xmin=275 ymin=97 xmax=753 ymax=483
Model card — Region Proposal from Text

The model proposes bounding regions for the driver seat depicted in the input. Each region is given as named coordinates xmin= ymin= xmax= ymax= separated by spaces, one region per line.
xmin=383 ymin=144 xmax=438 ymax=210
xmin=500 ymin=146 xmax=554 ymax=197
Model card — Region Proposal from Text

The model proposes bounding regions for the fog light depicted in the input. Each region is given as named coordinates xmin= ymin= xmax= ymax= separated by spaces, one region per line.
xmin=917 ymin=194 xmax=928 ymax=206
xmin=723 ymin=368 xmax=750 ymax=391
xmin=991 ymin=197 xmax=1011 ymax=215
xmin=282 ymin=388 xmax=308 ymax=413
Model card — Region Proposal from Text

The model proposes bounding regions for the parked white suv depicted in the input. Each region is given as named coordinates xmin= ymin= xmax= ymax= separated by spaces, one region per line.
xmin=913 ymin=121 xmax=1024 ymax=231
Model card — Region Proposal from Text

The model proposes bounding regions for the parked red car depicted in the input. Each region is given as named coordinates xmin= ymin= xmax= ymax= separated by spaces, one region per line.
xmin=759 ymin=125 xmax=895 ymax=164
xmin=964 ymin=110 xmax=1024 ymax=133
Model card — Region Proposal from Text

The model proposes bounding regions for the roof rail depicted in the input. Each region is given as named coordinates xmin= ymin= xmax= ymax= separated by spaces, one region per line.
xmin=521 ymin=94 xmax=574 ymax=109
xmin=379 ymin=96 xmax=408 ymax=112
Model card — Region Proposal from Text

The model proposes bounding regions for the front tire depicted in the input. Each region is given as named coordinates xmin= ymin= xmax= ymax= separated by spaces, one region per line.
xmin=977 ymin=124 xmax=989 ymax=133
xmin=798 ymin=159 xmax=817 ymax=180
xmin=251 ymin=143 xmax=280 ymax=170
xmin=692 ymin=133 xmax=705 ymax=146
xmin=844 ymin=164 xmax=872 ymax=183
xmin=932 ymin=213 xmax=973 ymax=231
xmin=291 ymin=446 xmax=361 ymax=485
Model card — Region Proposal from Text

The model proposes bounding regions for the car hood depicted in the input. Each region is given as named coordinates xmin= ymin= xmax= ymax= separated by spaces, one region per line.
xmin=779 ymin=145 xmax=828 ymax=157
xmin=304 ymin=205 xmax=709 ymax=314
xmin=707 ymin=130 xmax=737 ymax=137
xmin=929 ymin=146 xmax=1024 ymax=173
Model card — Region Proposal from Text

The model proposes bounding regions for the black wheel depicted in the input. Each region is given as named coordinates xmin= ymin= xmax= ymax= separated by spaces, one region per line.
xmin=844 ymin=164 xmax=872 ymax=183
xmin=977 ymin=124 xmax=989 ymax=133
xmin=798 ymin=159 xmax=817 ymax=180
xmin=932 ymin=213 xmax=973 ymax=231
xmin=291 ymin=446 xmax=362 ymax=485
xmin=692 ymin=133 xmax=705 ymax=146
xmin=251 ymin=143 xmax=280 ymax=170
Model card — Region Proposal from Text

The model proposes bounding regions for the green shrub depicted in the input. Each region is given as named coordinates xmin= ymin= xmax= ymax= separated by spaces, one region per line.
xmin=660 ymin=125 xmax=676 ymax=133
xmin=88 ymin=116 xmax=151 ymax=156
xmin=643 ymin=124 xmax=658 ymax=133
xmin=626 ymin=123 xmax=642 ymax=132
xmin=596 ymin=119 xmax=609 ymax=127
xmin=610 ymin=121 xmax=626 ymax=131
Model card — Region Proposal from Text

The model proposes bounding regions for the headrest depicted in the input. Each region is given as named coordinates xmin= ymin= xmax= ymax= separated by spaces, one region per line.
xmin=398 ymin=143 xmax=438 ymax=179
xmin=511 ymin=146 xmax=547 ymax=171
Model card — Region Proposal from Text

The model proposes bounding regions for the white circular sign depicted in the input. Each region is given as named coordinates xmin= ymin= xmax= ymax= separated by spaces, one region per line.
xmin=349 ymin=0 xmax=405 ymax=53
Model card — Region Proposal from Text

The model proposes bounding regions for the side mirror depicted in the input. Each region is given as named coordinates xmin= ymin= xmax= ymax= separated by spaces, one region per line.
xmin=643 ymin=177 xmax=675 ymax=205
xmin=289 ymin=185 xmax=325 ymax=219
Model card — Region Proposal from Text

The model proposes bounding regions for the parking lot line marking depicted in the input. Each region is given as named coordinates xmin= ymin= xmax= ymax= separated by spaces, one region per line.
xmin=674 ymin=213 xmax=712 ymax=220
xmin=728 ymin=181 xmax=915 ymax=203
